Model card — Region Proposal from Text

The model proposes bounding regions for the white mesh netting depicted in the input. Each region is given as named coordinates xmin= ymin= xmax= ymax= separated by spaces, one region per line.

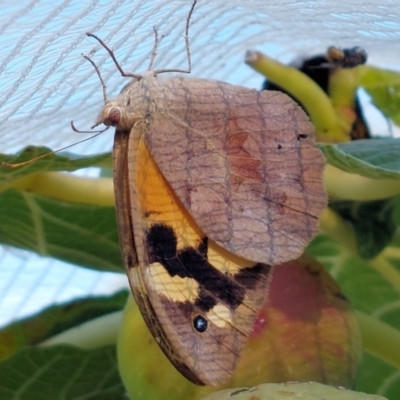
xmin=0 ymin=0 xmax=399 ymax=325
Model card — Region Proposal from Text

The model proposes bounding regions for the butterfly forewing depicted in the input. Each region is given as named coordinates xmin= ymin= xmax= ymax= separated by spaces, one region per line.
xmin=145 ymin=77 xmax=327 ymax=265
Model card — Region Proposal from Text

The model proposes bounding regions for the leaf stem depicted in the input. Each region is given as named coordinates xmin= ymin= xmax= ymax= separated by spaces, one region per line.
xmin=328 ymin=67 xmax=362 ymax=136
xmin=10 ymin=166 xmax=400 ymax=206
xmin=381 ymin=245 xmax=400 ymax=262
xmin=5 ymin=172 xmax=115 ymax=206
xmin=319 ymin=207 xmax=357 ymax=253
xmin=356 ymin=310 xmax=400 ymax=370
xmin=324 ymin=165 xmax=400 ymax=201
xmin=369 ymin=254 xmax=400 ymax=293
xmin=41 ymin=311 xmax=122 ymax=348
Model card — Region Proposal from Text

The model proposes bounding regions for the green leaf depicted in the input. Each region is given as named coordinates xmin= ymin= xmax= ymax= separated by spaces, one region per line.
xmin=319 ymin=139 xmax=400 ymax=179
xmin=359 ymin=66 xmax=400 ymax=126
xmin=0 ymin=291 xmax=128 ymax=362
xmin=0 ymin=345 xmax=126 ymax=400
xmin=329 ymin=198 xmax=396 ymax=259
xmin=0 ymin=147 xmax=119 ymax=272
xmin=0 ymin=188 xmax=122 ymax=272
xmin=357 ymin=353 xmax=400 ymax=399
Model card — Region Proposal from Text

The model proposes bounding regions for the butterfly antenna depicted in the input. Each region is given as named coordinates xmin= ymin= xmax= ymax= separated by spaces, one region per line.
xmin=148 ymin=26 xmax=159 ymax=71
xmin=153 ymin=0 xmax=196 ymax=75
xmin=2 ymin=124 xmax=107 ymax=169
xmin=82 ymin=54 xmax=107 ymax=104
xmin=183 ymin=0 xmax=197 ymax=73
xmin=86 ymin=32 xmax=142 ymax=79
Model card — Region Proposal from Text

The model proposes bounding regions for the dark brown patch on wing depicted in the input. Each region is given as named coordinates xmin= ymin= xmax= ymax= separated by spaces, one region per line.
xmin=226 ymin=131 xmax=264 ymax=191
xmin=146 ymin=223 xmax=245 ymax=311
xmin=235 ymin=263 xmax=272 ymax=289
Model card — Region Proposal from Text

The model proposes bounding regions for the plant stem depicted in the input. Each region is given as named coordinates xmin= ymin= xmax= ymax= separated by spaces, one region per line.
xmin=8 ymin=166 xmax=400 ymax=206
xmin=381 ymin=245 xmax=400 ymax=262
xmin=319 ymin=207 xmax=357 ymax=254
xmin=356 ymin=310 xmax=400 ymax=370
xmin=369 ymin=254 xmax=400 ymax=293
xmin=325 ymin=165 xmax=400 ymax=201
xmin=6 ymin=172 xmax=115 ymax=206
xmin=41 ymin=311 xmax=122 ymax=348
xmin=328 ymin=67 xmax=362 ymax=136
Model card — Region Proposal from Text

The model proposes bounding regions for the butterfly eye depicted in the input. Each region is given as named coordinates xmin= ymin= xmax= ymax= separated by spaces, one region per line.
xmin=193 ymin=315 xmax=208 ymax=333
xmin=107 ymin=107 xmax=121 ymax=125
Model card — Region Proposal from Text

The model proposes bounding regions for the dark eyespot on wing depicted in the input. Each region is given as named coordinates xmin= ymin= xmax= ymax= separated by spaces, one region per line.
xmin=193 ymin=315 xmax=208 ymax=333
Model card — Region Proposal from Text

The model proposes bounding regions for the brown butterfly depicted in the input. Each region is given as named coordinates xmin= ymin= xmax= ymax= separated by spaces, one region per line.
xmin=88 ymin=0 xmax=327 ymax=387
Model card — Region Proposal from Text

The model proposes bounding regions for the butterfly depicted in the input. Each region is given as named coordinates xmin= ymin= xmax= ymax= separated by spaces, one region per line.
xmin=88 ymin=0 xmax=327 ymax=387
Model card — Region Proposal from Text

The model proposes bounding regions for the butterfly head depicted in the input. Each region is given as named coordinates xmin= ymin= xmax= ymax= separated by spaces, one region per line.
xmin=94 ymin=100 xmax=138 ymax=131
xmin=97 ymin=102 xmax=121 ymax=126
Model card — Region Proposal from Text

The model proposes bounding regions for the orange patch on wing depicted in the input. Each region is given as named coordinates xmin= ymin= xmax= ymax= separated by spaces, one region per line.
xmin=135 ymin=137 xmax=203 ymax=250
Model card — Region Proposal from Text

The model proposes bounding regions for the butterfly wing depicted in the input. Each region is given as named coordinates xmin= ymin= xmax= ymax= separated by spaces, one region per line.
xmin=146 ymin=77 xmax=327 ymax=265
xmin=113 ymin=125 xmax=273 ymax=386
